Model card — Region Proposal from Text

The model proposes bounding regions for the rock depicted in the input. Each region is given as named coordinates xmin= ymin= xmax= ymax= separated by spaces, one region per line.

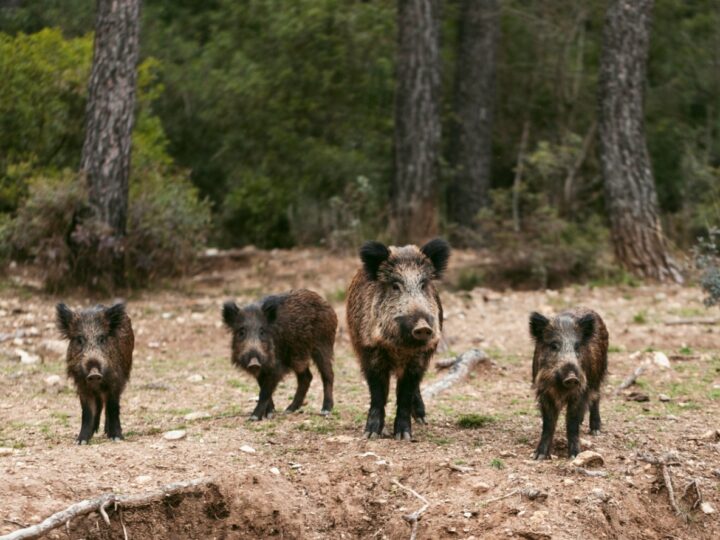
xmin=240 ymin=445 xmax=256 ymax=454
xmin=187 ymin=374 xmax=204 ymax=383
xmin=269 ymin=467 xmax=280 ymax=475
xmin=15 ymin=348 xmax=40 ymax=364
xmin=0 ymin=447 xmax=14 ymax=456
xmin=590 ymin=488 xmax=609 ymax=502
xmin=163 ymin=430 xmax=187 ymax=441
xmin=38 ymin=339 xmax=67 ymax=360
xmin=135 ymin=475 xmax=153 ymax=484
xmin=658 ymin=394 xmax=671 ymax=402
xmin=148 ymin=341 xmax=161 ymax=349
xmin=579 ymin=438 xmax=593 ymax=449
xmin=626 ymin=391 xmax=650 ymax=402
xmin=700 ymin=429 xmax=720 ymax=441
xmin=572 ymin=451 xmax=604 ymax=468
xmin=652 ymin=351 xmax=671 ymax=369
xmin=327 ymin=435 xmax=354 ymax=443
xmin=701 ymin=502 xmax=716 ymax=514
xmin=522 ymin=488 xmax=548 ymax=502
xmin=184 ymin=411 xmax=211 ymax=421
xmin=472 ymin=481 xmax=491 ymax=494
xmin=44 ymin=375 xmax=62 ymax=387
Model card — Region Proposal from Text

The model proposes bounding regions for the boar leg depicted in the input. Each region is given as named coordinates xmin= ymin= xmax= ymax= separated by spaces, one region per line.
xmin=250 ymin=373 xmax=279 ymax=421
xmin=363 ymin=361 xmax=390 ymax=438
xmin=77 ymin=395 xmax=98 ymax=445
xmin=286 ymin=368 xmax=313 ymax=412
xmin=312 ymin=347 xmax=334 ymax=415
xmin=588 ymin=394 xmax=601 ymax=435
xmin=534 ymin=397 xmax=558 ymax=460
xmin=566 ymin=396 xmax=587 ymax=457
xmin=411 ymin=386 xmax=426 ymax=424
xmin=394 ymin=367 xmax=423 ymax=441
xmin=105 ymin=394 xmax=124 ymax=441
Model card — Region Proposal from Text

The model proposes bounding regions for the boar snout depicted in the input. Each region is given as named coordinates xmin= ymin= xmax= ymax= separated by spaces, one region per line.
xmin=562 ymin=372 xmax=580 ymax=388
xmin=395 ymin=313 xmax=435 ymax=344
xmin=412 ymin=319 xmax=433 ymax=341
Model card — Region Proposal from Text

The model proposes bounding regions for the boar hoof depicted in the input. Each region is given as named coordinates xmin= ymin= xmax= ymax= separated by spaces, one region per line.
xmin=265 ymin=411 xmax=274 ymax=420
xmin=248 ymin=415 xmax=262 ymax=422
xmin=364 ymin=431 xmax=381 ymax=439
xmin=320 ymin=409 xmax=331 ymax=416
xmin=589 ymin=429 xmax=600 ymax=436
xmin=394 ymin=431 xmax=412 ymax=441
xmin=111 ymin=436 xmax=123 ymax=442
xmin=77 ymin=440 xmax=88 ymax=445
xmin=413 ymin=416 xmax=427 ymax=425
xmin=533 ymin=452 xmax=550 ymax=460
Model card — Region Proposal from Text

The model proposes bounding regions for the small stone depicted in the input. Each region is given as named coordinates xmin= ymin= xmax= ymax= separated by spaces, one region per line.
xmin=44 ymin=374 xmax=62 ymax=387
xmin=240 ymin=445 xmax=256 ymax=454
xmin=148 ymin=341 xmax=161 ymax=349
xmin=269 ymin=467 xmax=280 ymax=475
xmin=626 ymin=391 xmax=650 ymax=402
xmin=590 ymin=488 xmax=609 ymax=502
xmin=184 ymin=411 xmax=211 ymax=421
xmin=701 ymin=502 xmax=716 ymax=514
xmin=658 ymin=394 xmax=671 ymax=402
xmin=163 ymin=430 xmax=187 ymax=441
xmin=0 ymin=447 xmax=14 ymax=456
xmin=463 ymin=512 xmax=472 ymax=518
xmin=572 ymin=451 xmax=604 ymax=468
xmin=15 ymin=348 xmax=40 ymax=364
xmin=135 ymin=475 xmax=152 ymax=484
xmin=563 ymin=479 xmax=575 ymax=486
xmin=652 ymin=351 xmax=671 ymax=369
xmin=187 ymin=374 xmax=204 ymax=383
xmin=327 ymin=435 xmax=354 ymax=443
xmin=472 ymin=481 xmax=491 ymax=494
xmin=700 ymin=429 xmax=720 ymax=441
xmin=161 ymin=312 xmax=173 ymax=320
xmin=522 ymin=488 xmax=548 ymax=502
xmin=579 ymin=438 xmax=593 ymax=449
xmin=38 ymin=339 xmax=67 ymax=359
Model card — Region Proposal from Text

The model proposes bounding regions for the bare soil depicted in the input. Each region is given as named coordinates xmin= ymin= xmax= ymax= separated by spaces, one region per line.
xmin=1 ymin=248 xmax=719 ymax=539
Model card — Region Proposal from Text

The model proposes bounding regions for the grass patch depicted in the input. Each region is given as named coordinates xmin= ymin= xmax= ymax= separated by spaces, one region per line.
xmin=632 ymin=311 xmax=647 ymax=324
xmin=678 ymin=345 xmax=693 ymax=355
xmin=457 ymin=414 xmax=497 ymax=429
xmin=608 ymin=344 xmax=623 ymax=353
xmin=490 ymin=458 xmax=505 ymax=470
xmin=326 ymin=288 xmax=347 ymax=303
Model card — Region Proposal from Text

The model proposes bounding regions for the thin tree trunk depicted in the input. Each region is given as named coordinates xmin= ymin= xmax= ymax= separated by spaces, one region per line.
xmin=597 ymin=0 xmax=682 ymax=283
xmin=447 ymin=0 xmax=499 ymax=231
xmin=563 ymin=120 xmax=596 ymax=216
xmin=512 ymin=121 xmax=530 ymax=233
xmin=80 ymin=0 xmax=142 ymax=287
xmin=391 ymin=0 xmax=442 ymax=245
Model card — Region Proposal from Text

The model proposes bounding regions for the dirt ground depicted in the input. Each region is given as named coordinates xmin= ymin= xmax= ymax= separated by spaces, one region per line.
xmin=1 ymin=248 xmax=719 ymax=539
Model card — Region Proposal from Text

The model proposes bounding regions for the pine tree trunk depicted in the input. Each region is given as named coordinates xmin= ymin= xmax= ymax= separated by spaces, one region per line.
xmin=391 ymin=0 xmax=442 ymax=244
xmin=597 ymin=0 xmax=682 ymax=283
xmin=447 ymin=0 xmax=499 ymax=231
xmin=80 ymin=0 xmax=141 ymax=286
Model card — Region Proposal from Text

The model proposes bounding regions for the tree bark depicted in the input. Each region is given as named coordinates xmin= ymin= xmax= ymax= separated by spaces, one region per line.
xmin=597 ymin=0 xmax=683 ymax=283
xmin=391 ymin=0 xmax=442 ymax=244
xmin=447 ymin=0 xmax=499 ymax=230
xmin=80 ymin=0 xmax=142 ymax=286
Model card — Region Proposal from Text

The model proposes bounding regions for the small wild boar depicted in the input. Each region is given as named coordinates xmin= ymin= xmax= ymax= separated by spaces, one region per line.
xmin=222 ymin=289 xmax=337 ymax=420
xmin=529 ymin=308 xmax=608 ymax=459
xmin=56 ymin=303 xmax=134 ymax=444
xmin=346 ymin=238 xmax=450 ymax=440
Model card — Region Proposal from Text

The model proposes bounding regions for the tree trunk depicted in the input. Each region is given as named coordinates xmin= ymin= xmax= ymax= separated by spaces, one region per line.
xmin=447 ymin=0 xmax=499 ymax=231
xmin=597 ymin=0 xmax=682 ymax=283
xmin=80 ymin=0 xmax=142 ymax=286
xmin=391 ymin=0 xmax=442 ymax=245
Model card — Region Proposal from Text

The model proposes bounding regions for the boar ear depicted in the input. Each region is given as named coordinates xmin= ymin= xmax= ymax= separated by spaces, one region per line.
xmin=577 ymin=313 xmax=595 ymax=344
xmin=222 ymin=301 xmax=242 ymax=329
xmin=261 ymin=295 xmax=284 ymax=324
xmin=360 ymin=241 xmax=390 ymax=280
xmin=421 ymin=238 xmax=450 ymax=278
xmin=529 ymin=312 xmax=549 ymax=342
xmin=105 ymin=303 xmax=127 ymax=335
xmin=56 ymin=303 xmax=75 ymax=339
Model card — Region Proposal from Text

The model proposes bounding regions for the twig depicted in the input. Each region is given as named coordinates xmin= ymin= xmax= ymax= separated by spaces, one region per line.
xmin=434 ymin=357 xmax=458 ymax=370
xmin=616 ymin=362 xmax=648 ymax=392
xmin=636 ymin=453 xmax=686 ymax=521
xmin=663 ymin=318 xmax=718 ymax=326
xmin=422 ymin=349 xmax=491 ymax=400
xmin=574 ymin=467 xmax=609 ymax=478
xmin=0 ymin=478 xmax=213 ymax=540
xmin=448 ymin=464 xmax=473 ymax=474
xmin=481 ymin=489 xmax=520 ymax=505
xmin=391 ymin=479 xmax=429 ymax=540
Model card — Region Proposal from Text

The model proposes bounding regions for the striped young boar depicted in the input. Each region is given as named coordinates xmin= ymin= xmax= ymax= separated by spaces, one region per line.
xmin=56 ymin=303 xmax=134 ymax=444
xmin=222 ymin=289 xmax=337 ymax=420
xmin=529 ymin=308 xmax=608 ymax=459
xmin=346 ymin=239 xmax=450 ymax=440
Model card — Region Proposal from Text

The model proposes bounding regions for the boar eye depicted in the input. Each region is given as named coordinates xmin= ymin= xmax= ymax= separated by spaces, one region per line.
xmin=574 ymin=341 xmax=580 ymax=352
xmin=237 ymin=327 xmax=246 ymax=339
xmin=98 ymin=335 xmax=107 ymax=345
xmin=550 ymin=342 xmax=560 ymax=352
xmin=73 ymin=336 xmax=85 ymax=347
xmin=391 ymin=281 xmax=402 ymax=292
xmin=420 ymin=279 xmax=429 ymax=289
xmin=259 ymin=328 xmax=267 ymax=339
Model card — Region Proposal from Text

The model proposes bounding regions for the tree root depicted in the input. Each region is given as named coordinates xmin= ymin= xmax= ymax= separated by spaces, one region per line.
xmin=0 ymin=477 xmax=214 ymax=540
xmin=391 ymin=479 xmax=430 ymax=540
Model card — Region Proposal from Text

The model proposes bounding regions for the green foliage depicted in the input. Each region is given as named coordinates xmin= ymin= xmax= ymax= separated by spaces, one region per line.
xmin=456 ymin=414 xmax=497 ymax=429
xmin=694 ymin=228 xmax=720 ymax=307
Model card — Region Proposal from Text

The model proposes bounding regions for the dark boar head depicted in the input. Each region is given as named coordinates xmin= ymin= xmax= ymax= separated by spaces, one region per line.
xmin=360 ymin=238 xmax=450 ymax=349
xmin=222 ymin=296 xmax=282 ymax=374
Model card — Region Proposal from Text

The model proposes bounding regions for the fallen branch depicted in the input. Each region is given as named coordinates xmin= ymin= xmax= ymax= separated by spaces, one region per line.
xmin=423 ymin=349 xmax=490 ymax=400
xmin=616 ymin=362 xmax=648 ymax=392
xmin=391 ymin=479 xmax=429 ymax=540
xmin=0 ymin=477 xmax=213 ymax=540
xmin=636 ymin=453 xmax=686 ymax=522
xmin=434 ymin=357 xmax=458 ymax=370
xmin=480 ymin=489 xmax=520 ymax=505
xmin=574 ymin=467 xmax=609 ymax=478
xmin=664 ymin=318 xmax=718 ymax=326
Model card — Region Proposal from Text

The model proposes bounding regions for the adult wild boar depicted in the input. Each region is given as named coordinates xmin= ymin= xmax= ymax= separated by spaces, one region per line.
xmin=346 ymin=239 xmax=450 ymax=440
xmin=529 ymin=308 xmax=608 ymax=459
xmin=56 ymin=303 xmax=134 ymax=444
